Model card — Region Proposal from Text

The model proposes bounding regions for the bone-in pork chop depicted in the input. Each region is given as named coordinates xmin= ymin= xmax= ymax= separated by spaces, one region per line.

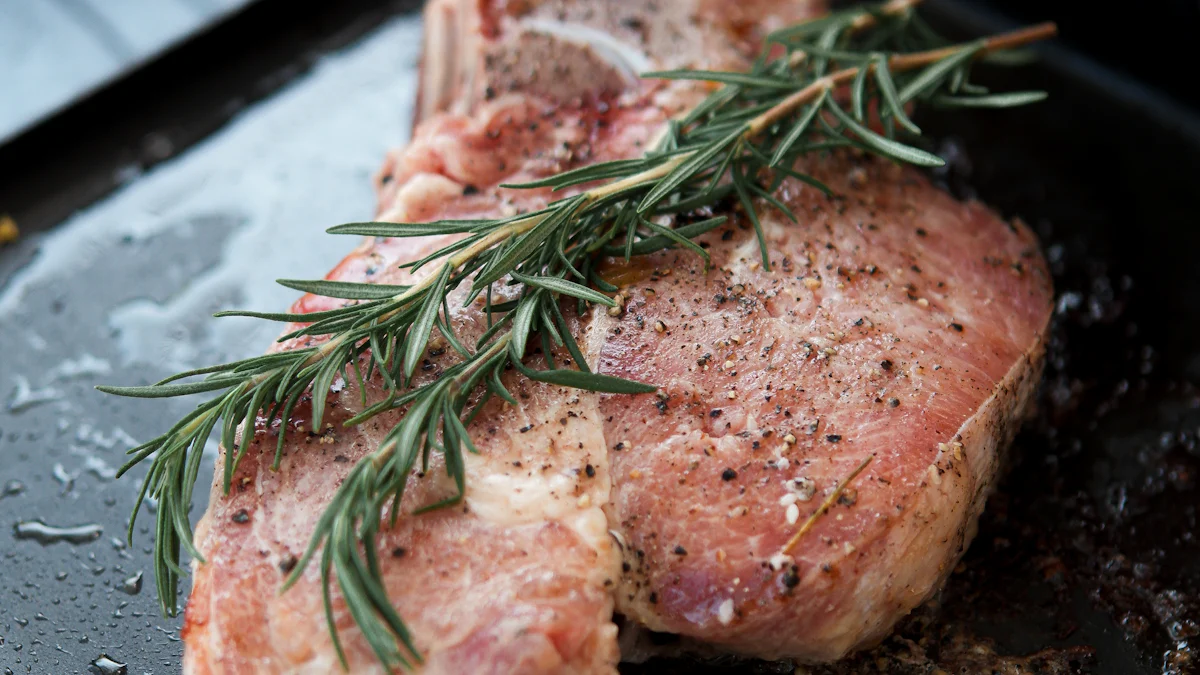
xmin=594 ymin=154 xmax=1050 ymax=661
xmin=181 ymin=0 xmax=1052 ymax=672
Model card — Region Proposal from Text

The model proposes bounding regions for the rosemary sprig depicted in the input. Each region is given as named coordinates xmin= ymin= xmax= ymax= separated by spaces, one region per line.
xmin=98 ymin=2 xmax=1055 ymax=669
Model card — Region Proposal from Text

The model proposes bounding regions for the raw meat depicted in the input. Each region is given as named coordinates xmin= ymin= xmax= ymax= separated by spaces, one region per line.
xmin=182 ymin=0 xmax=1052 ymax=672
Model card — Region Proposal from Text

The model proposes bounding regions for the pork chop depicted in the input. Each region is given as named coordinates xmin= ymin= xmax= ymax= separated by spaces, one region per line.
xmin=181 ymin=0 xmax=1052 ymax=672
xmin=593 ymin=153 xmax=1050 ymax=661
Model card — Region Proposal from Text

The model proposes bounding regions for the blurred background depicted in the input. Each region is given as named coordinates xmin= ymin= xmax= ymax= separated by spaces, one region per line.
xmin=0 ymin=0 xmax=254 ymax=146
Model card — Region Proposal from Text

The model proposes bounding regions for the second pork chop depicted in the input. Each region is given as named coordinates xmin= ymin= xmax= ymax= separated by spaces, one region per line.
xmin=594 ymin=153 xmax=1051 ymax=661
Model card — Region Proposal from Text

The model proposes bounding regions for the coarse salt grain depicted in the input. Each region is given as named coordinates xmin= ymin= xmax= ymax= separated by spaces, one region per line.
xmin=768 ymin=553 xmax=793 ymax=570
xmin=786 ymin=503 xmax=800 ymax=524
xmin=717 ymin=599 xmax=735 ymax=625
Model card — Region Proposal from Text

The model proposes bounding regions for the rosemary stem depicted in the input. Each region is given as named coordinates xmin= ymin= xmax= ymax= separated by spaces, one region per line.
xmin=895 ymin=21 xmax=1058 ymax=69
xmin=587 ymin=156 xmax=686 ymax=202
xmin=749 ymin=21 xmax=1057 ymax=136
xmin=746 ymin=77 xmax=834 ymax=137
xmin=449 ymin=332 xmax=512 ymax=393
xmin=780 ymin=454 xmax=874 ymax=555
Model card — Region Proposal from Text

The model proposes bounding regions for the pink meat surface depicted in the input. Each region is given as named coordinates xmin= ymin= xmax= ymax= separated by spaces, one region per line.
xmin=182 ymin=0 xmax=1052 ymax=672
xmin=593 ymin=154 xmax=1050 ymax=661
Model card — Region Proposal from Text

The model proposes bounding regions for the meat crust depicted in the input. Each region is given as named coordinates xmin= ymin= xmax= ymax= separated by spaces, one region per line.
xmin=182 ymin=0 xmax=1051 ymax=672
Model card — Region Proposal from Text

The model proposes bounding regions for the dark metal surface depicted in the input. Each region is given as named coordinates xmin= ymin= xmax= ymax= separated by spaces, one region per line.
xmin=960 ymin=0 xmax=1200 ymax=112
xmin=0 ymin=0 xmax=256 ymax=146
xmin=2 ymin=2 xmax=1198 ymax=674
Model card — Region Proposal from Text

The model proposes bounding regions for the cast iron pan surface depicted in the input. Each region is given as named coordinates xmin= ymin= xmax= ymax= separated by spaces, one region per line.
xmin=1 ymin=2 xmax=1197 ymax=673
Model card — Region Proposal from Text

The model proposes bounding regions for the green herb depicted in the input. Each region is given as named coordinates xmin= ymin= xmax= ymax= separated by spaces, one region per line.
xmin=97 ymin=1 xmax=1055 ymax=669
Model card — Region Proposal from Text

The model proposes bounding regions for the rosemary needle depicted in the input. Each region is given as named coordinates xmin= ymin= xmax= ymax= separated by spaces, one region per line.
xmin=97 ymin=2 xmax=1056 ymax=670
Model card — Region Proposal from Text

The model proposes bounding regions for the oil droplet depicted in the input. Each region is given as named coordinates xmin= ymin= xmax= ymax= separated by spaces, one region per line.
xmin=52 ymin=462 xmax=75 ymax=495
xmin=88 ymin=654 xmax=127 ymax=675
xmin=6 ymin=375 xmax=61 ymax=412
xmin=119 ymin=571 xmax=143 ymax=595
xmin=1 ymin=480 xmax=24 ymax=499
xmin=12 ymin=520 xmax=103 ymax=545
xmin=84 ymin=455 xmax=118 ymax=481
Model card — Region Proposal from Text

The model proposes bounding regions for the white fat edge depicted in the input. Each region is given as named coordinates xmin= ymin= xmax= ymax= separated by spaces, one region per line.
xmin=0 ymin=16 xmax=424 ymax=374
xmin=467 ymin=468 xmax=578 ymax=521
xmin=464 ymin=403 xmax=611 ymax=554
xmin=464 ymin=452 xmax=611 ymax=554
xmin=522 ymin=18 xmax=652 ymax=83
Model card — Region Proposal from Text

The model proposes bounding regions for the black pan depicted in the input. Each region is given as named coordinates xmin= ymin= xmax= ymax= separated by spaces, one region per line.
xmin=1 ymin=2 xmax=1196 ymax=673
